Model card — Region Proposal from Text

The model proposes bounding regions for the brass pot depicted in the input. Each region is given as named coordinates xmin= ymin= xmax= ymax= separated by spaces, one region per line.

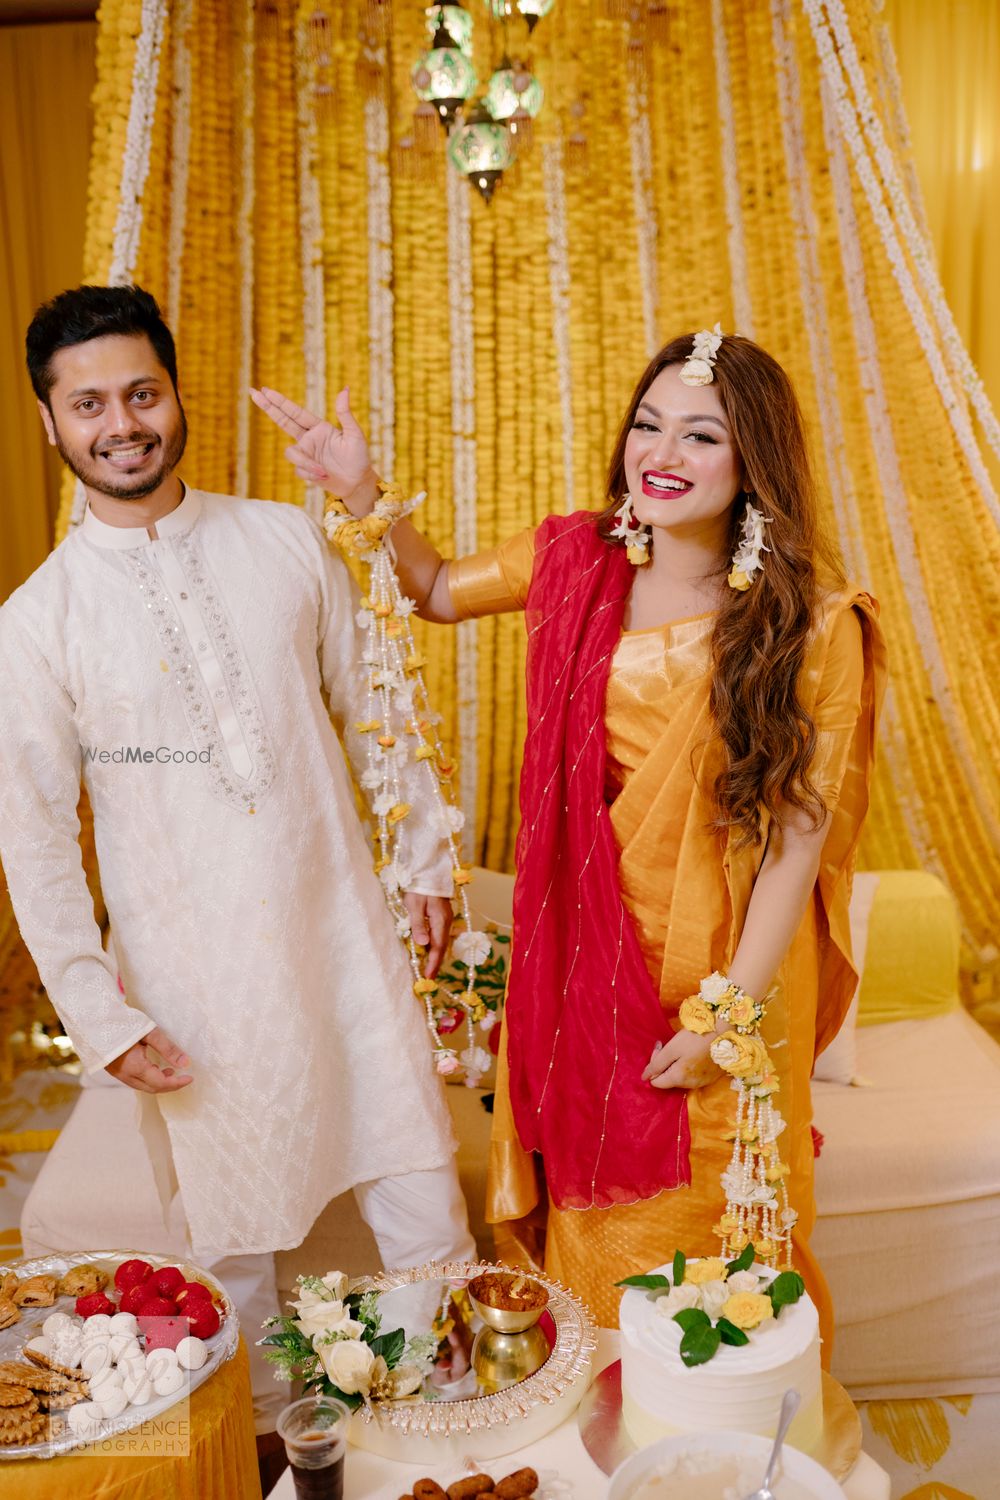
xmin=471 ymin=1323 xmax=551 ymax=1395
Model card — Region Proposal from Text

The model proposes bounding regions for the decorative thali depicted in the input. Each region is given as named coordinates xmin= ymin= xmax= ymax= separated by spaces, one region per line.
xmin=349 ymin=1260 xmax=597 ymax=1464
xmin=0 ymin=1250 xmax=239 ymax=1460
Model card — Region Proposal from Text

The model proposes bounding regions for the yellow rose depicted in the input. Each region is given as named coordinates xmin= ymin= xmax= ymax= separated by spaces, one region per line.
xmin=684 ymin=1257 xmax=728 ymax=1286
xmin=710 ymin=1030 xmax=771 ymax=1080
xmin=726 ymin=996 xmax=758 ymax=1027
xmin=721 ymin=1292 xmax=774 ymax=1331
xmin=679 ymin=995 xmax=716 ymax=1036
xmin=728 ymin=567 xmax=751 ymax=591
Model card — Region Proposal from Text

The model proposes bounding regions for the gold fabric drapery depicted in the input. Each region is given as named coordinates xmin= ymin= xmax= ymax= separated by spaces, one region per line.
xmin=1 ymin=1 xmax=999 ymax=1017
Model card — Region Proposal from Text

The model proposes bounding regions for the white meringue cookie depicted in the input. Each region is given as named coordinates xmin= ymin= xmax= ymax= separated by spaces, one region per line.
xmin=152 ymin=1364 xmax=186 ymax=1397
xmin=52 ymin=1331 xmax=84 ymax=1369
xmin=174 ymin=1336 xmax=208 ymax=1371
xmin=109 ymin=1333 xmax=139 ymax=1362
xmin=42 ymin=1312 xmax=74 ymax=1339
xmin=80 ymin=1342 xmax=113 ymax=1377
xmin=145 ymin=1347 xmax=179 ymax=1379
xmin=122 ymin=1371 xmax=153 ymax=1406
xmin=95 ymin=1386 xmax=130 ymax=1420
xmin=81 ymin=1313 xmax=113 ymax=1336
xmin=24 ymin=1335 xmax=52 ymax=1359
xmin=67 ymin=1401 xmax=104 ymax=1439
xmin=109 ymin=1310 xmax=139 ymax=1337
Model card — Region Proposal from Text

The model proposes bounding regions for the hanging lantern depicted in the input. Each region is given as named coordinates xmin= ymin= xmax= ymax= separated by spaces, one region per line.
xmin=424 ymin=3 xmax=474 ymax=54
xmin=412 ymin=20 xmax=479 ymax=127
xmin=484 ymin=57 xmax=543 ymax=123
xmin=447 ymin=101 xmax=515 ymax=202
xmin=516 ymin=0 xmax=555 ymax=31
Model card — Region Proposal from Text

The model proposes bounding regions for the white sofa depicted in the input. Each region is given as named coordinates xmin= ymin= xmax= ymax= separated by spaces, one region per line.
xmin=20 ymin=869 xmax=1000 ymax=1400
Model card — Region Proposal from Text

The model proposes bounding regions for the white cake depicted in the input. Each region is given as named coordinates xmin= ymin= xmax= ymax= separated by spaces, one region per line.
xmin=619 ymin=1260 xmax=823 ymax=1452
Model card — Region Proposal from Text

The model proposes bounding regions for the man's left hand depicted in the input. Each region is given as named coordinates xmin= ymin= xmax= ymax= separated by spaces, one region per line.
xmin=402 ymin=893 xmax=454 ymax=978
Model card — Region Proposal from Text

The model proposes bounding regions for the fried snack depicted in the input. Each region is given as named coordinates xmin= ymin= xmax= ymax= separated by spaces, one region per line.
xmin=467 ymin=1272 xmax=548 ymax=1313
xmin=0 ymin=1409 xmax=48 ymax=1446
xmin=21 ymin=1347 xmax=82 ymax=1379
xmin=0 ymin=1273 xmax=17 ymax=1300
xmin=447 ymin=1478 xmax=495 ymax=1499
xmin=0 ymin=1299 xmax=19 ymax=1330
xmin=57 ymin=1265 xmax=109 ymax=1299
xmin=37 ymin=1389 xmax=88 ymax=1412
xmin=0 ymin=1382 xmax=35 ymax=1408
xmin=495 ymin=1470 xmax=539 ymax=1498
xmin=12 ymin=1274 xmax=58 ymax=1308
xmin=0 ymin=1361 xmax=80 ymax=1394
xmin=413 ymin=1482 xmax=448 ymax=1500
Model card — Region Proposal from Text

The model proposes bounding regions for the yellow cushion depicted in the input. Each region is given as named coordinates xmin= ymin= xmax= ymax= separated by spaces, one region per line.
xmin=855 ymin=870 xmax=960 ymax=1025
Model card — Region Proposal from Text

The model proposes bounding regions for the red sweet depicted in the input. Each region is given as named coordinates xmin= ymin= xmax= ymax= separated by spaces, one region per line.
xmin=120 ymin=1283 xmax=152 ymax=1315
xmin=137 ymin=1295 xmax=178 ymax=1322
xmin=76 ymin=1291 xmax=117 ymax=1319
xmin=114 ymin=1258 xmax=153 ymax=1294
xmin=149 ymin=1266 xmax=185 ymax=1299
xmin=175 ymin=1280 xmax=213 ymax=1307
xmin=143 ymin=1316 xmax=189 ymax=1351
xmin=183 ymin=1300 xmax=221 ymax=1339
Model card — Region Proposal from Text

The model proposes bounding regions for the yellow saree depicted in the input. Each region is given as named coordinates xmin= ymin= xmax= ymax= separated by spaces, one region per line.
xmin=450 ymin=527 xmax=886 ymax=1345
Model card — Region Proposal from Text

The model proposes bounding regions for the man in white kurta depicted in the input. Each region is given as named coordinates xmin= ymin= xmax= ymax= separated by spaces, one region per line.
xmin=0 ymin=285 xmax=473 ymax=1434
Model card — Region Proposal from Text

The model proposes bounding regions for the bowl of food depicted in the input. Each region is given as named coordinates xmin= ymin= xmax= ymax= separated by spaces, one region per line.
xmin=467 ymin=1272 xmax=549 ymax=1333
xmin=607 ymin=1431 xmax=846 ymax=1500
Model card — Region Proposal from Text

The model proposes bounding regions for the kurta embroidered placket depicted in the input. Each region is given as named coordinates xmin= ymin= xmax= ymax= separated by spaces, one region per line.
xmin=152 ymin=539 xmax=254 ymax=778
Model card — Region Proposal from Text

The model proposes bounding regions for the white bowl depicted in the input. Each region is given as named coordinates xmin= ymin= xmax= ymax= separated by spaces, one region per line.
xmin=607 ymin=1431 xmax=846 ymax=1500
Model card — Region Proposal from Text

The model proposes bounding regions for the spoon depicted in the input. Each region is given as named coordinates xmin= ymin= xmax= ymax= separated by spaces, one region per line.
xmin=742 ymin=1387 xmax=801 ymax=1500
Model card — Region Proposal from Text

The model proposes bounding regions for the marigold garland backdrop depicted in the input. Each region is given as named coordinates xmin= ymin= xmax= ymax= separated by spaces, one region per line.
xmin=9 ymin=0 xmax=1000 ymax=1017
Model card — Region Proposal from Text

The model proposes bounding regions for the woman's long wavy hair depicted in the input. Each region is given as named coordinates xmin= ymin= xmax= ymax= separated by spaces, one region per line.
xmin=599 ymin=333 xmax=844 ymax=847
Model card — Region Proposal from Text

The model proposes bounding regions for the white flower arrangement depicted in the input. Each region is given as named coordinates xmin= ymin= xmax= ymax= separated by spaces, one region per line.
xmin=679 ymin=324 xmax=724 ymax=386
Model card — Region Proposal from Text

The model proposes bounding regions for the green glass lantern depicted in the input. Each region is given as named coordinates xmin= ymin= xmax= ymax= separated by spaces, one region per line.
xmin=484 ymin=58 xmax=543 ymax=123
xmin=516 ymin=0 xmax=555 ymax=31
xmin=424 ymin=3 xmax=474 ymax=55
xmin=412 ymin=21 xmax=478 ymax=127
xmin=447 ymin=102 xmax=515 ymax=203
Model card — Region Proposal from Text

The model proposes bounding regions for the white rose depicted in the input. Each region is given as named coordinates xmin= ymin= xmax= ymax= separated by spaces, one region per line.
xmin=319 ymin=1337 xmax=376 ymax=1394
xmin=726 ymin=1271 xmax=761 ymax=1295
xmin=710 ymin=1036 xmax=740 ymax=1071
xmin=679 ymin=357 xmax=714 ymax=386
xmin=699 ymin=1279 xmax=730 ymax=1321
xmin=292 ymin=1295 xmax=363 ymax=1343
xmin=453 ymin=930 xmax=492 ymax=966
xmin=700 ymin=971 xmax=730 ymax=1003
xmin=320 ymin=1272 xmax=350 ymax=1301
xmin=655 ymin=1283 xmax=702 ymax=1318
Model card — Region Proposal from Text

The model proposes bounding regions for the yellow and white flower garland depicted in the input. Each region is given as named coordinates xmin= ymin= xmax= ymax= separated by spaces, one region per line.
xmin=325 ymin=486 xmax=492 ymax=1083
xmin=364 ymin=87 xmax=396 ymax=482
xmin=541 ymin=138 xmax=575 ymax=514
xmin=296 ymin=12 xmax=328 ymax=524
xmin=679 ymin=973 xmax=794 ymax=1268
xmin=165 ymin=0 xmax=193 ymax=330
xmin=234 ymin=0 xmax=257 ymax=500
xmin=710 ymin=0 xmax=753 ymax=336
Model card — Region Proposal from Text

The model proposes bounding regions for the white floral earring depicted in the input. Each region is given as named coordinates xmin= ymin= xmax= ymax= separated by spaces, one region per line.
xmin=728 ymin=495 xmax=772 ymax=591
xmin=609 ymin=493 xmax=652 ymax=566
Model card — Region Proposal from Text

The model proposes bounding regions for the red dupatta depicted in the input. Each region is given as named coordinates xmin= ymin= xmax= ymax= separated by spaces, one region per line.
xmin=505 ymin=512 xmax=691 ymax=1210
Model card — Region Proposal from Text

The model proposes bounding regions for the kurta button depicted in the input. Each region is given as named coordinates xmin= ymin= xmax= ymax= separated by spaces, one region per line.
xmin=214 ymin=690 xmax=225 ymax=700
xmin=180 ymin=592 xmax=188 ymax=600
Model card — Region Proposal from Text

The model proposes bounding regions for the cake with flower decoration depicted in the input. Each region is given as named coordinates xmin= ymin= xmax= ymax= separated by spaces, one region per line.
xmin=617 ymin=1249 xmax=822 ymax=1453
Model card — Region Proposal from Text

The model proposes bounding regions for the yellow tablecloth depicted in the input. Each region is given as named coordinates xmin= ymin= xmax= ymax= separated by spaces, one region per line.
xmin=4 ymin=1336 xmax=261 ymax=1500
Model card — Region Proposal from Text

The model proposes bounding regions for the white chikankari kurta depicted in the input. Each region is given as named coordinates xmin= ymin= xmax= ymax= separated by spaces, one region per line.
xmin=0 ymin=489 xmax=457 ymax=1256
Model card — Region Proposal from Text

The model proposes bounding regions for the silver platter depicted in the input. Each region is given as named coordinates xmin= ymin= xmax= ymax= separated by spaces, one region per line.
xmin=578 ymin=1361 xmax=863 ymax=1482
xmin=0 ymin=1248 xmax=239 ymax=1460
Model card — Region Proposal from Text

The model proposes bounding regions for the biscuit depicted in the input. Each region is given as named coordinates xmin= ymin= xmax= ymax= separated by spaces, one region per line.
xmin=38 ymin=1389 xmax=88 ymax=1412
xmin=0 ymin=1274 xmax=17 ymax=1300
xmin=0 ymin=1382 xmax=34 ymax=1408
xmin=20 ymin=1347 xmax=83 ymax=1379
xmin=57 ymin=1266 xmax=109 ymax=1299
xmin=0 ymin=1410 xmax=48 ymax=1446
xmin=0 ymin=1362 xmax=78 ymax=1393
xmin=13 ymin=1274 xmax=58 ymax=1308
xmin=0 ymin=1299 xmax=19 ymax=1330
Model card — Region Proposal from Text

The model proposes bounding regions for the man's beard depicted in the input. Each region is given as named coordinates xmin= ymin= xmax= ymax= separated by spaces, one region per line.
xmin=54 ymin=406 xmax=188 ymax=500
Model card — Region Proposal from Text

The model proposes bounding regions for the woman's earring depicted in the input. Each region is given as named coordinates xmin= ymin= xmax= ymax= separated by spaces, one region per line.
xmin=609 ymin=493 xmax=652 ymax=566
xmin=728 ymin=494 xmax=772 ymax=591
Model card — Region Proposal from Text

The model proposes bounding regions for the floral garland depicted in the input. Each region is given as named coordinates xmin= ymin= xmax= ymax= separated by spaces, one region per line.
xmin=109 ymin=0 xmax=168 ymax=285
xmin=625 ymin=57 xmax=658 ymax=358
xmin=679 ymin=973 xmax=794 ymax=1267
xmin=234 ymin=0 xmax=257 ymax=500
xmin=165 ymin=0 xmax=193 ymax=330
xmin=325 ymin=485 xmax=493 ymax=1083
xmin=364 ymin=88 xmax=395 ymax=483
xmin=710 ymin=0 xmax=753 ymax=335
xmin=295 ymin=10 xmax=328 ymax=523
xmin=541 ymin=139 xmax=575 ymax=514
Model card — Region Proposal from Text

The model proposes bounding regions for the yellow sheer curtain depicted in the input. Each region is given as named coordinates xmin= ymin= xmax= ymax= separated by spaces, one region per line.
xmin=883 ymin=0 xmax=1000 ymax=415
xmin=0 ymin=21 xmax=95 ymax=605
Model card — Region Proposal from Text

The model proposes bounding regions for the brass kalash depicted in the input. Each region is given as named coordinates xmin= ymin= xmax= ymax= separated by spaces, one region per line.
xmin=466 ymin=1273 xmax=551 ymax=1395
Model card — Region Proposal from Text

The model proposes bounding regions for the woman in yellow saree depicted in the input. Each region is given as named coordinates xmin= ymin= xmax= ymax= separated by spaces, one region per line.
xmin=253 ymin=331 xmax=886 ymax=1355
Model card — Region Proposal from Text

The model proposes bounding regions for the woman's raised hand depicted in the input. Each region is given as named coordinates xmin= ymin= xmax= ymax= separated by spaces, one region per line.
xmin=249 ymin=385 xmax=378 ymax=516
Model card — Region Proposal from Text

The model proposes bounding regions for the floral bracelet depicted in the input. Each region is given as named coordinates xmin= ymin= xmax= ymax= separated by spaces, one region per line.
xmin=678 ymin=971 xmax=766 ymax=1037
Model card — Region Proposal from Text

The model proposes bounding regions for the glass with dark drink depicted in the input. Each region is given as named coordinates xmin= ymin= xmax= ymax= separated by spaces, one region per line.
xmin=276 ymin=1395 xmax=349 ymax=1500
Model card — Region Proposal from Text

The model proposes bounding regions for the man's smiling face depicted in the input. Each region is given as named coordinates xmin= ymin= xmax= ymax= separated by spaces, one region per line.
xmin=39 ymin=332 xmax=187 ymax=500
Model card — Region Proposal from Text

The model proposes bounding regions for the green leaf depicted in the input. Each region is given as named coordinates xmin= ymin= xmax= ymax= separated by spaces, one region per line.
xmin=717 ymin=1317 xmax=750 ymax=1346
xmin=313 ymin=1377 xmax=362 ymax=1412
xmin=615 ymin=1274 xmax=671 ymax=1290
xmin=725 ymin=1243 xmax=755 ymax=1276
xmin=672 ymin=1250 xmax=687 ymax=1287
xmin=679 ymin=1322 xmax=722 ymax=1367
xmin=672 ymin=1307 xmax=711 ymax=1334
xmin=766 ymin=1271 xmax=806 ymax=1314
xmin=369 ymin=1327 xmax=406 ymax=1368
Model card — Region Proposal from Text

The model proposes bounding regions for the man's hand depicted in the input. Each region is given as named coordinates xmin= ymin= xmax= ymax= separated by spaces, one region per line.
xmin=403 ymin=893 xmax=454 ymax=979
xmin=249 ymin=386 xmax=378 ymax=515
xmin=642 ymin=1029 xmax=722 ymax=1091
xmin=105 ymin=1026 xmax=194 ymax=1094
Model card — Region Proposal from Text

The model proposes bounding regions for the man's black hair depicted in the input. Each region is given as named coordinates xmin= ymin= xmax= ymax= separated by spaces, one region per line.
xmin=25 ymin=284 xmax=179 ymax=405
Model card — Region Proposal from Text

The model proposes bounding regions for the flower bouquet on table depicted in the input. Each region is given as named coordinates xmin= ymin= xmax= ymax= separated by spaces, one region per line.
xmin=260 ymin=1272 xmax=437 ymax=1410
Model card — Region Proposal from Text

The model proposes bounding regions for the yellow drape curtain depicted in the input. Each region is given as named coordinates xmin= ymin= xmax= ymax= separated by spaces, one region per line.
xmin=0 ymin=20 xmax=96 ymax=606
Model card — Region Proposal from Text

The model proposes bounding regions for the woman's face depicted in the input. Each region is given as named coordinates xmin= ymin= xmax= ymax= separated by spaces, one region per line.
xmin=623 ymin=364 xmax=742 ymax=540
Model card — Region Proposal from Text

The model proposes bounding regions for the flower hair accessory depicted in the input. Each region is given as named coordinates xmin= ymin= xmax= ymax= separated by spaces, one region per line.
xmin=728 ymin=498 xmax=773 ymax=591
xmin=679 ymin=323 xmax=724 ymax=386
xmin=608 ymin=492 xmax=652 ymax=566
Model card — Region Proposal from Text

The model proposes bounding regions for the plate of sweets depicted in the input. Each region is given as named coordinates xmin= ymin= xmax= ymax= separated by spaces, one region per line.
xmin=0 ymin=1250 xmax=238 ymax=1458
